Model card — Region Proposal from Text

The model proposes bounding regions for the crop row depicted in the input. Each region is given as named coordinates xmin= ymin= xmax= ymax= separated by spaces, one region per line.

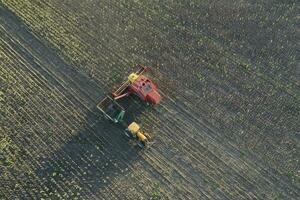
xmin=1 ymin=0 xmax=299 ymax=199
xmin=14 ymin=0 xmax=298 ymax=197
xmin=0 ymin=32 xmax=155 ymax=199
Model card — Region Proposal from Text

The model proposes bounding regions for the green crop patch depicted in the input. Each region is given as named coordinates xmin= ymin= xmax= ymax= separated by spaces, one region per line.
xmin=0 ymin=136 xmax=19 ymax=168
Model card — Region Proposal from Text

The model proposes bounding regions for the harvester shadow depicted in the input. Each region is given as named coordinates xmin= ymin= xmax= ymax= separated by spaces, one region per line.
xmin=35 ymin=105 xmax=148 ymax=196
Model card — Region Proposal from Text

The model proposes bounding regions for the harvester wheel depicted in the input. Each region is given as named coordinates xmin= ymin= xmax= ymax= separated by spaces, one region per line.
xmin=137 ymin=140 xmax=146 ymax=148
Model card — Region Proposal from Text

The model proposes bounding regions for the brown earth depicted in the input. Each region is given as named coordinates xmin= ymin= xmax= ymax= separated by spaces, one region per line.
xmin=0 ymin=0 xmax=299 ymax=199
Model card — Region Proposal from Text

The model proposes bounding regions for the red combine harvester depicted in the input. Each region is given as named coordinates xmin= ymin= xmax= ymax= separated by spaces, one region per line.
xmin=112 ymin=65 xmax=161 ymax=105
xmin=97 ymin=64 xmax=161 ymax=147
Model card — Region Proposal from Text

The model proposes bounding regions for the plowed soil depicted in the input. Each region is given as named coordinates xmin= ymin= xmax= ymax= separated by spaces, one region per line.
xmin=1 ymin=0 xmax=299 ymax=199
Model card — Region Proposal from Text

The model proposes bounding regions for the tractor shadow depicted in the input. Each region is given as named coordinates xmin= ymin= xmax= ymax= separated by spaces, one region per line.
xmin=35 ymin=102 xmax=149 ymax=197
xmin=0 ymin=4 xmax=150 ymax=197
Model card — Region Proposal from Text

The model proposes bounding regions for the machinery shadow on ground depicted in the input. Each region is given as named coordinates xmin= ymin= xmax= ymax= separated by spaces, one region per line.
xmin=35 ymin=107 xmax=145 ymax=197
xmin=1 ymin=4 xmax=150 ymax=197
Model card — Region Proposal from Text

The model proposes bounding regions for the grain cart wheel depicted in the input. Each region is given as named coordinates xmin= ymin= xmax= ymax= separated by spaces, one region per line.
xmin=124 ymin=129 xmax=132 ymax=139
xmin=137 ymin=140 xmax=146 ymax=148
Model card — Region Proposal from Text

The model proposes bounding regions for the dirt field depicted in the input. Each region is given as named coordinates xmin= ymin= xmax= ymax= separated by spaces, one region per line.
xmin=0 ymin=0 xmax=299 ymax=199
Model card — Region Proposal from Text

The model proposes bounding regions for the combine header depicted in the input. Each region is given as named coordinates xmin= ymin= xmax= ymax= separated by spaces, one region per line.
xmin=97 ymin=64 xmax=161 ymax=147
